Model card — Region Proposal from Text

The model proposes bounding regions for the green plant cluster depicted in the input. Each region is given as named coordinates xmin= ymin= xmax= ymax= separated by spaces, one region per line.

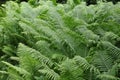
xmin=0 ymin=0 xmax=120 ymax=80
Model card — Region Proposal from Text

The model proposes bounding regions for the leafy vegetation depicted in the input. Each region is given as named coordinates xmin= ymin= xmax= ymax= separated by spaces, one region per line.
xmin=0 ymin=0 xmax=120 ymax=80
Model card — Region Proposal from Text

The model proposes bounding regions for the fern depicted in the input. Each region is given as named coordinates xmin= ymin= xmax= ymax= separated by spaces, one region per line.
xmin=97 ymin=74 xmax=119 ymax=80
xmin=19 ymin=54 xmax=41 ymax=79
xmin=92 ymin=50 xmax=114 ymax=72
xmin=1 ymin=61 xmax=30 ymax=76
xmin=59 ymin=58 xmax=85 ymax=80
xmin=73 ymin=56 xmax=100 ymax=74
xmin=39 ymin=68 xmax=60 ymax=80
xmin=17 ymin=43 xmax=53 ymax=67
xmin=101 ymin=32 xmax=120 ymax=45
xmin=76 ymin=26 xmax=99 ymax=41
xmin=0 ymin=1 xmax=120 ymax=80
xmin=98 ymin=41 xmax=120 ymax=59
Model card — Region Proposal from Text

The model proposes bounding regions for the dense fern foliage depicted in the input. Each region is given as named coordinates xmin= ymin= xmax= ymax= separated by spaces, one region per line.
xmin=0 ymin=0 xmax=120 ymax=80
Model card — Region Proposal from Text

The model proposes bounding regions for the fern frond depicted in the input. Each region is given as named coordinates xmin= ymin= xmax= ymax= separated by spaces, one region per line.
xmin=19 ymin=54 xmax=41 ymax=76
xmin=39 ymin=68 xmax=60 ymax=80
xmin=32 ymin=19 xmax=62 ymax=46
xmin=2 ymin=45 xmax=16 ymax=56
xmin=0 ymin=71 xmax=8 ymax=74
xmin=2 ymin=61 xmax=30 ymax=75
xmin=59 ymin=58 xmax=85 ymax=80
xmin=52 ymin=54 xmax=67 ymax=63
xmin=68 ymin=3 xmax=96 ymax=23
xmin=17 ymin=43 xmax=53 ymax=67
xmin=97 ymin=74 xmax=119 ymax=80
xmin=98 ymin=41 xmax=120 ymax=59
xmin=73 ymin=56 xmax=100 ymax=74
xmin=76 ymin=26 xmax=99 ymax=41
xmin=19 ymin=21 xmax=39 ymax=36
xmin=3 ymin=1 xmax=20 ymax=17
xmin=102 ymin=32 xmax=120 ymax=44
xmin=20 ymin=2 xmax=37 ymax=20
xmin=92 ymin=51 xmax=114 ymax=72
xmin=10 ymin=56 xmax=19 ymax=61
xmin=107 ymin=63 xmax=118 ymax=76
xmin=56 ymin=28 xmax=88 ymax=57
xmin=35 ymin=40 xmax=52 ymax=56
